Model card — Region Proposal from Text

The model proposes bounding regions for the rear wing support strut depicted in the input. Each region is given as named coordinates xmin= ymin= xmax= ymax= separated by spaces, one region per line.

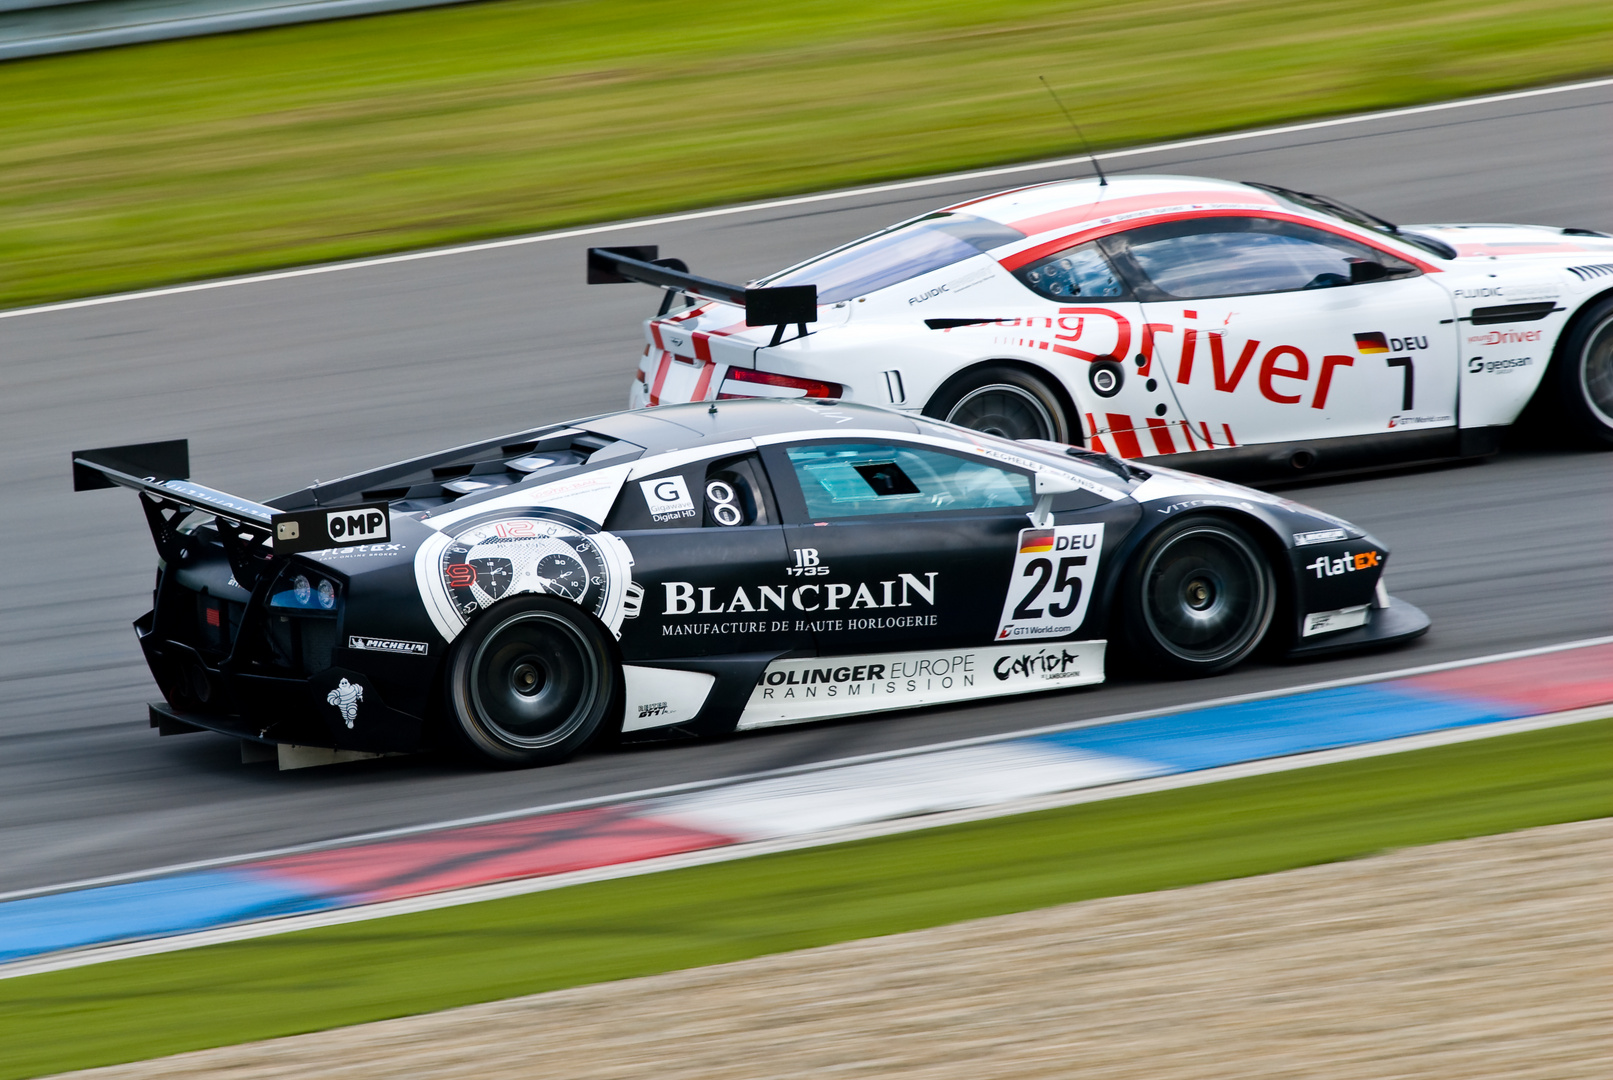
xmin=586 ymin=246 xmax=817 ymax=346
xmin=74 ymin=441 xmax=282 ymax=587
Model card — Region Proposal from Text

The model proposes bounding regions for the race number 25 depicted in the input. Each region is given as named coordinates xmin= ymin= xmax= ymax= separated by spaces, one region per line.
xmin=996 ymin=524 xmax=1104 ymax=642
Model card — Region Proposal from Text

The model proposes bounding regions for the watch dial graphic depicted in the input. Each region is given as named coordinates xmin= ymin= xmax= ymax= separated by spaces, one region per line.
xmin=440 ymin=517 xmax=609 ymax=618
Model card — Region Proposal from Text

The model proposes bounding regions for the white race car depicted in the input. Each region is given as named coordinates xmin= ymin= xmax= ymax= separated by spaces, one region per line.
xmin=592 ymin=175 xmax=1613 ymax=479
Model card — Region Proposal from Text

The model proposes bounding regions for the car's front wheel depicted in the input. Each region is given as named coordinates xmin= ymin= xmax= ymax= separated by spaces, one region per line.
xmin=1551 ymin=295 xmax=1613 ymax=448
xmin=1121 ymin=517 xmax=1276 ymax=677
xmin=446 ymin=595 xmax=620 ymax=766
xmin=925 ymin=364 xmax=1070 ymax=443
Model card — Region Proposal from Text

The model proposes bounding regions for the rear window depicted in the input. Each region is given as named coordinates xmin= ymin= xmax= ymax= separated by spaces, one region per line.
xmin=763 ymin=213 xmax=1025 ymax=304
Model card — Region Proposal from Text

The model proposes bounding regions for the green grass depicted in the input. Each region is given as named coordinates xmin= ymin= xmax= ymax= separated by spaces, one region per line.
xmin=0 ymin=719 xmax=1607 ymax=1078
xmin=2 ymin=0 xmax=1610 ymax=309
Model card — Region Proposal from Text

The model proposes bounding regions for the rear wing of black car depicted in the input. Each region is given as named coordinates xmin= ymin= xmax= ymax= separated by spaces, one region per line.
xmin=72 ymin=440 xmax=388 ymax=586
xmin=586 ymin=246 xmax=817 ymax=345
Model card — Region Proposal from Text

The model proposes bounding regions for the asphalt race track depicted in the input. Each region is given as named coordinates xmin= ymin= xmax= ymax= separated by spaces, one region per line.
xmin=2 ymin=82 xmax=1609 ymax=895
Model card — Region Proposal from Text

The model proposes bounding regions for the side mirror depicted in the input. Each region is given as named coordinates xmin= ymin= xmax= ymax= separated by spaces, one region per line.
xmin=1348 ymin=258 xmax=1389 ymax=284
xmin=1031 ymin=471 xmax=1082 ymax=527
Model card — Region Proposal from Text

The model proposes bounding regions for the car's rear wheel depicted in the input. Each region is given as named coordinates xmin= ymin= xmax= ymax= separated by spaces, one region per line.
xmin=446 ymin=595 xmax=619 ymax=766
xmin=1122 ymin=517 xmax=1275 ymax=677
xmin=1551 ymin=296 xmax=1613 ymax=448
xmin=926 ymin=364 xmax=1070 ymax=443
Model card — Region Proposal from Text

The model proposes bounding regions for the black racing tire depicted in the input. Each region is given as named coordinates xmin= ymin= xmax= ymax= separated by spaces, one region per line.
xmin=446 ymin=595 xmax=620 ymax=767
xmin=1550 ymin=295 xmax=1613 ymax=448
xmin=924 ymin=364 xmax=1072 ymax=443
xmin=1120 ymin=516 xmax=1276 ymax=677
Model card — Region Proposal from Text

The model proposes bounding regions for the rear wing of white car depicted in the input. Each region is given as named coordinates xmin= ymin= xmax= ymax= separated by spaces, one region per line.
xmin=587 ymin=245 xmax=817 ymax=346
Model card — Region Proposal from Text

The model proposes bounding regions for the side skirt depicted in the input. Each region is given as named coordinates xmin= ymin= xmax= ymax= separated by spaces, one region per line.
xmin=736 ymin=640 xmax=1106 ymax=731
xmin=1139 ymin=427 xmax=1484 ymax=485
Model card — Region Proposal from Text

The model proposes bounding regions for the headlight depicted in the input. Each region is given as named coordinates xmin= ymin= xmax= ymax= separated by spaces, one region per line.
xmin=317 ymin=579 xmax=337 ymax=610
xmin=293 ymin=575 xmax=312 ymax=604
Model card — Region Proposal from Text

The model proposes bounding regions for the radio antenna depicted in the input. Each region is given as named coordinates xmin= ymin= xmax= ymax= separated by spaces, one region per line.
xmin=1039 ymin=76 xmax=1106 ymax=186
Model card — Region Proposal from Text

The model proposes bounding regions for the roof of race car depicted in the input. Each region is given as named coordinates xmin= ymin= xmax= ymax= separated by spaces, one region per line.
xmin=756 ymin=175 xmax=1342 ymax=300
xmin=937 ymin=174 xmax=1280 ymax=241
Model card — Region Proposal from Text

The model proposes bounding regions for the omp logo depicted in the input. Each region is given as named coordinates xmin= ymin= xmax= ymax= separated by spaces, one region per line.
xmin=327 ymin=509 xmax=387 ymax=543
xmin=1305 ymin=550 xmax=1380 ymax=578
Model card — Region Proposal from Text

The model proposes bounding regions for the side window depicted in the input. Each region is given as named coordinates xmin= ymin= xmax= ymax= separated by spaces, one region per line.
xmin=1119 ymin=218 xmax=1417 ymax=299
xmin=784 ymin=443 xmax=1032 ymax=519
xmin=1012 ymin=241 xmax=1128 ymax=300
xmin=606 ymin=454 xmax=776 ymax=531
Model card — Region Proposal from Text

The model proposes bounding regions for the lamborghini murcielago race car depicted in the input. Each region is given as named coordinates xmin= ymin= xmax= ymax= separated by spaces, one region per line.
xmin=74 ymin=399 xmax=1428 ymax=768
xmin=594 ymin=174 xmax=1613 ymax=480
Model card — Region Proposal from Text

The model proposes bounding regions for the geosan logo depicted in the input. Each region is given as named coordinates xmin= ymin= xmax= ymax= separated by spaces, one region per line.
xmin=327 ymin=508 xmax=388 ymax=543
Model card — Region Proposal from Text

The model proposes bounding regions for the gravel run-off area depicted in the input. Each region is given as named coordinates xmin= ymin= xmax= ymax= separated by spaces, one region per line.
xmin=52 ymin=817 xmax=1612 ymax=1080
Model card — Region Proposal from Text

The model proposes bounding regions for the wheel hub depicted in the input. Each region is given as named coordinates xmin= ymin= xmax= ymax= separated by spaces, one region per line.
xmin=1140 ymin=525 xmax=1273 ymax=667
xmin=510 ymin=660 xmax=546 ymax=696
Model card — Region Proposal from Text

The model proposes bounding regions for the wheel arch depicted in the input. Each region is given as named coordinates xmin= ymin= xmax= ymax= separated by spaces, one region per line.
xmin=1524 ymin=283 xmax=1613 ymax=414
xmin=1105 ymin=505 xmax=1296 ymax=663
xmin=925 ymin=357 xmax=1086 ymax=446
xmin=429 ymin=588 xmax=628 ymax=753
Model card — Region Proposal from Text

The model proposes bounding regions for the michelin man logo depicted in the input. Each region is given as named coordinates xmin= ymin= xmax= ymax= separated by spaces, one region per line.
xmin=326 ymin=677 xmax=363 ymax=728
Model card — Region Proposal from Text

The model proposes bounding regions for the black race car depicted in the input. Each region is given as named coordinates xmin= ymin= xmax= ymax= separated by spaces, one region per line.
xmin=73 ymin=399 xmax=1427 ymax=768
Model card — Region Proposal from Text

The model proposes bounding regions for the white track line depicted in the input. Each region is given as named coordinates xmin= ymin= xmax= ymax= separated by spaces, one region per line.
xmin=3 ymin=77 xmax=1609 ymax=324
xmin=2 ymin=704 xmax=1603 ymax=981
xmin=4 ymin=631 xmax=1610 ymax=905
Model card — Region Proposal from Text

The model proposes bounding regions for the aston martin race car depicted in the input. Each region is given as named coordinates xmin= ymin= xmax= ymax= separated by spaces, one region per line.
xmin=73 ymin=399 xmax=1427 ymax=768
xmin=595 ymin=174 xmax=1613 ymax=479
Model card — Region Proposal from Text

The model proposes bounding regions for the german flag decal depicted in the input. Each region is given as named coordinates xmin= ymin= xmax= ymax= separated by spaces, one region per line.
xmin=1019 ymin=530 xmax=1056 ymax=554
xmin=1354 ymin=332 xmax=1389 ymax=354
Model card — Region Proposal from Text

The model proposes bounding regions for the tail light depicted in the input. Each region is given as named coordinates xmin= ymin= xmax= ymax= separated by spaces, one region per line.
xmin=718 ymin=367 xmax=843 ymax=400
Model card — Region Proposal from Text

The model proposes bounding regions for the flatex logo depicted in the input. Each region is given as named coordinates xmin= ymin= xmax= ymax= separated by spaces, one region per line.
xmin=1306 ymin=550 xmax=1380 ymax=578
xmin=327 ymin=508 xmax=387 ymax=543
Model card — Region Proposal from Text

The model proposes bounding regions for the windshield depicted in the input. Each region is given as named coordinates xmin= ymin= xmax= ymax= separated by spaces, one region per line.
xmin=1245 ymin=182 xmax=1456 ymax=260
xmin=763 ymin=212 xmax=1025 ymax=303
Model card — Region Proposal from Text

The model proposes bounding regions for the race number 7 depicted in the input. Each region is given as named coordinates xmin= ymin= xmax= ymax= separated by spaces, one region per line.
xmin=1385 ymin=356 xmax=1414 ymax=410
xmin=1012 ymin=556 xmax=1088 ymax=619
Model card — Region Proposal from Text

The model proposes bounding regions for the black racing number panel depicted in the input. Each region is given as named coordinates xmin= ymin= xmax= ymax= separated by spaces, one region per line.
xmin=1011 ymin=555 xmax=1088 ymax=620
xmin=1385 ymin=356 xmax=1414 ymax=410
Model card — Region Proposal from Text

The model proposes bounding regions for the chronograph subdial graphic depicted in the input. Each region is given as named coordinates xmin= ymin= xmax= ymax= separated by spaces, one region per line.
xmin=438 ymin=515 xmax=614 ymax=622
xmin=534 ymin=552 xmax=588 ymax=600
